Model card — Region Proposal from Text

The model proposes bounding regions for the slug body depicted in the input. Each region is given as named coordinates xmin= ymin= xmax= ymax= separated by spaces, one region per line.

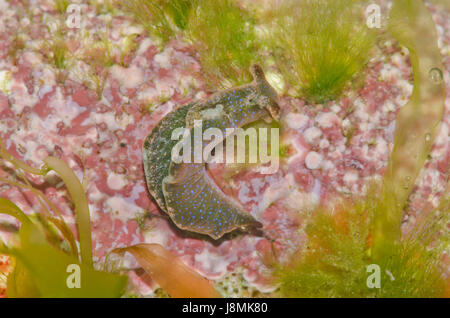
xmin=143 ymin=65 xmax=280 ymax=239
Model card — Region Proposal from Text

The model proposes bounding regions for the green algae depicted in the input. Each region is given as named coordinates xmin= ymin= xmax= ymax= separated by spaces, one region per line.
xmin=186 ymin=0 xmax=259 ymax=88
xmin=268 ymin=0 xmax=375 ymax=103
xmin=53 ymin=0 xmax=70 ymax=14
xmin=0 ymin=199 xmax=126 ymax=297
xmin=276 ymin=0 xmax=448 ymax=298
xmin=122 ymin=0 xmax=259 ymax=88
xmin=121 ymin=0 xmax=192 ymax=45
xmin=121 ymin=0 xmax=375 ymax=92
xmin=276 ymin=192 xmax=448 ymax=298
xmin=372 ymin=0 xmax=446 ymax=261
xmin=0 ymin=139 xmax=127 ymax=297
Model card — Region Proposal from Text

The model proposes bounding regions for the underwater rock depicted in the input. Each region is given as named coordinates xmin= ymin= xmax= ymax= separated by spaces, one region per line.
xmin=0 ymin=0 xmax=448 ymax=297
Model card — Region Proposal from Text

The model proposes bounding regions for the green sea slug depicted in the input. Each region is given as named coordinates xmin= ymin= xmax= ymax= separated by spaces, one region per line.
xmin=143 ymin=65 xmax=280 ymax=239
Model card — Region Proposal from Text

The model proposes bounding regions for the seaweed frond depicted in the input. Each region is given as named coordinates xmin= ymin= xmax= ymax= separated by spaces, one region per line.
xmin=269 ymin=0 xmax=375 ymax=103
xmin=0 ymin=138 xmax=127 ymax=297
xmin=372 ymin=0 xmax=446 ymax=259
xmin=42 ymin=157 xmax=93 ymax=266
xmin=111 ymin=244 xmax=220 ymax=298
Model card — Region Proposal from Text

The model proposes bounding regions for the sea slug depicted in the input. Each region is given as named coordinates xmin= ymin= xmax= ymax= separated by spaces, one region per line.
xmin=143 ymin=65 xmax=280 ymax=239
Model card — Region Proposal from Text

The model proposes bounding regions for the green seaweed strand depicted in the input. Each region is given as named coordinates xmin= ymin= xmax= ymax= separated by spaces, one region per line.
xmin=43 ymin=157 xmax=93 ymax=267
xmin=372 ymin=0 xmax=446 ymax=261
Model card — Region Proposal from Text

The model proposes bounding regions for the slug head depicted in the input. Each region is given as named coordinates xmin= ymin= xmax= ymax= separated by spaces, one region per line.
xmin=239 ymin=219 xmax=264 ymax=236
xmin=250 ymin=64 xmax=281 ymax=122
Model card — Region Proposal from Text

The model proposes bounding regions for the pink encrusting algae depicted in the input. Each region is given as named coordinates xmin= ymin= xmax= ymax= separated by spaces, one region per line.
xmin=0 ymin=0 xmax=449 ymax=296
